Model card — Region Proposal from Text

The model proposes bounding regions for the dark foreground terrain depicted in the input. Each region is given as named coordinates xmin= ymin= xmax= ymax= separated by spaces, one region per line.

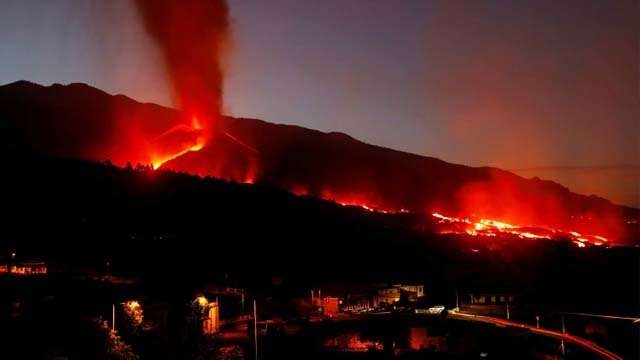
xmin=1 ymin=153 xmax=638 ymax=359
xmin=2 ymin=271 xmax=637 ymax=360
xmin=0 ymin=153 xmax=637 ymax=309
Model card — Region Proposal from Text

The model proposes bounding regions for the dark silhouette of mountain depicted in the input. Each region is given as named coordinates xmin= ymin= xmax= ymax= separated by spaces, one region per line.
xmin=0 ymin=80 xmax=637 ymax=241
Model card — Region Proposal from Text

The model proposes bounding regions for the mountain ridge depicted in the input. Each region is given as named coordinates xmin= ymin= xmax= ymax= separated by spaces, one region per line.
xmin=0 ymin=80 xmax=636 ymax=242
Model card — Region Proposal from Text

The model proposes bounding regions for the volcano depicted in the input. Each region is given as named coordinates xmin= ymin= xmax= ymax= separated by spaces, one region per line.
xmin=0 ymin=81 xmax=637 ymax=243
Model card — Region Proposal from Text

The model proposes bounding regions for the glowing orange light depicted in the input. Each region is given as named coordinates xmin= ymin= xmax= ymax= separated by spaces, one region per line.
xmin=195 ymin=296 xmax=208 ymax=307
xmin=150 ymin=115 xmax=208 ymax=170
xmin=318 ymin=192 xmax=409 ymax=214
xmin=123 ymin=300 xmax=144 ymax=327
xmin=151 ymin=141 xmax=205 ymax=170
xmin=0 ymin=262 xmax=48 ymax=275
xmin=191 ymin=115 xmax=202 ymax=130
xmin=430 ymin=212 xmax=609 ymax=247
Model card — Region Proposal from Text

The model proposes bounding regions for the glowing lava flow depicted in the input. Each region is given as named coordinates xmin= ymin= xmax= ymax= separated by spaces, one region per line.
xmin=335 ymin=200 xmax=409 ymax=214
xmin=432 ymin=213 xmax=549 ymax=239
xmin=150 ymin=116 xmax=207 ymax=170
xmin=431 ymin=213 xmax=610 ymax=247
xmin=281 ymin=189 xmax=614 ymax=247
xmin=325 ymin=197 xmax=409 ymax=214
xmin=151 ymin=140 xmax=205 ymax=170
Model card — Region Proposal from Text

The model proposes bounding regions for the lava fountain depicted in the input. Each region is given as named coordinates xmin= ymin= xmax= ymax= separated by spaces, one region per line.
xmin=149 ymin=116 xmax=206 ymax=169
xmin=134 ymin=0 xmax=230 ymax=168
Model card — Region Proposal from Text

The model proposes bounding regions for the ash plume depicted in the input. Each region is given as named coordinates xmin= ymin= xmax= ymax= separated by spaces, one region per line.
xmin=134 ymin=0 xmax=230 ymax=140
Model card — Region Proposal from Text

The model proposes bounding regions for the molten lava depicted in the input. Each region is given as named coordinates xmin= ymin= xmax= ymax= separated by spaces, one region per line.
xmin=333 ymin=200 xmax=409 ymax=214
xmin=431 ymin=212 xmax=610 ymax=248
xmin=150 ymin=116 xmax=207 ymax=169
xmin=311 ymin=194 xmax=615 ymax=247
xmin=279 ymin=183 xmax=624 ymax=246
xmin=318 ymin=191 xmax=409 ymax=214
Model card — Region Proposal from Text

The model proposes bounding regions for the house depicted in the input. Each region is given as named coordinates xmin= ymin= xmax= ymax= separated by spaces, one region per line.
xmin=194 ymin=296 xmax=219 ymax=335
xmin=374 ymin=283 xmax=425 ymax=307
xmin=322 ymin=297 xmax=340 ymax=317
xmin=461 ymin=291 xmax=518 ymax=317
xmin=0 ymin=261 xmax=47 ymax=276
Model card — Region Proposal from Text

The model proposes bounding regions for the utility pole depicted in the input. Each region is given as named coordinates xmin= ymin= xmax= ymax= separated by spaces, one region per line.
xmin=112 ymin=303 xmax=116 ymax=331
xmin=506 ymin=302 xmax=510 ymax=320
xmin=455 ymin=289 xmax=459 ymax=311
xmin=216 ymin=296 xmax=220 ymax=327
xmin=560 ymin=316 xmax=566 ymax=356
xmin=253 ymin=300 xmax=258 ymax=360
xmin=8 ymin=251 xmax=16 ymax=277
xmin=241 ymin=291 xmax=245 ymax=316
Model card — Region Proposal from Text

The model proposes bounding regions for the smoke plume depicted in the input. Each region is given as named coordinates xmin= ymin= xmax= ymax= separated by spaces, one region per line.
xmin=134 ymin=0 xmax=230 ymax=163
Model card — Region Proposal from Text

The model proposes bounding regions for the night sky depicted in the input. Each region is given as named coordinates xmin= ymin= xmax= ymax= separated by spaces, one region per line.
xmin=0 ymin=0 xmax=638 ymax=206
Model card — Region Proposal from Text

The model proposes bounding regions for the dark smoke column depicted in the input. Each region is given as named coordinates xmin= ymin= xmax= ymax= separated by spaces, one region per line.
xmin=135 ymin=0 xmax=229 ymax=142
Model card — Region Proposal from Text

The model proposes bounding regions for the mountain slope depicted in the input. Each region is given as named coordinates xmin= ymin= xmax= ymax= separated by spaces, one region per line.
xmin=0 ymin=81 xmax=636 ymax=241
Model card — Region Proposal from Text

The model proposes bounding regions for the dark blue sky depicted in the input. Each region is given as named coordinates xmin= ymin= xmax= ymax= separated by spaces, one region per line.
xmin=1 ymin=0 xmax=638 ymax=205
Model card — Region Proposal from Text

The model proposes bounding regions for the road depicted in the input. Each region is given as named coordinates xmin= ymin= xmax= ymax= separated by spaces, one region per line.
xmin=562 ymin=312 xmax=640 ymax=324
xmin=451 ymin=311 xmax=623 ymax=360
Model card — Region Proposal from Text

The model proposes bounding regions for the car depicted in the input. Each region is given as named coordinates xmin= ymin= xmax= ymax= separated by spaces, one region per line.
xmin=426 ymin=305 xmax=446 ymax=315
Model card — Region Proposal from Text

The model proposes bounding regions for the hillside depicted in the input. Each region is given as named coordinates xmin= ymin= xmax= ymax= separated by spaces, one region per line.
xmin=0 ymin=81 xmax=637 ymax=242
xmin=1 ymin=153 xmax=638 ymax=316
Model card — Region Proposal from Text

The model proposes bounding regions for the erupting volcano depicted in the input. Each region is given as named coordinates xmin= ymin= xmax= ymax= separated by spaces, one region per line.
xmin=133 ymin=0 xmax=230 ymax=170
xmin=2 ymin=2 xmax=639 ymax=359
xmin=0 ymin=0 xmax=625 ymax=246
xmin=1 ymin=81 xmax=637 ymax=246
xmin=1 ymin=89 xmax=636 ymax=247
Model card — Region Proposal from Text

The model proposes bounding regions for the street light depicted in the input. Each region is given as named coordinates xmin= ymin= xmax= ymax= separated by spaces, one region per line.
xmin=560 ymin=316 xmax=566 ymax=356
xmin=455 ymin=289 xmax=459 ymax=311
